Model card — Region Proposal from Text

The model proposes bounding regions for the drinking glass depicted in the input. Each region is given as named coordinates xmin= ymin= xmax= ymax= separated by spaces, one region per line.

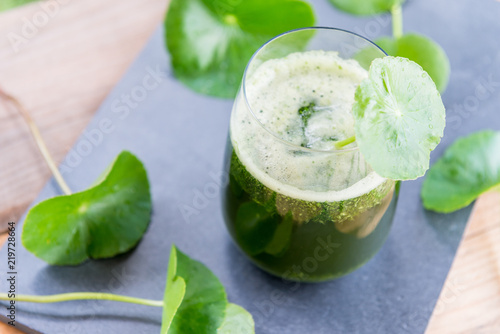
xmin=222 ymin=27 xmax=398 ymax=282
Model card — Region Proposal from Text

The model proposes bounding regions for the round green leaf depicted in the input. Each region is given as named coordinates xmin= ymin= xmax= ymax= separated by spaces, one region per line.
xmin=376 ymin=34 xmax=450 ymax=92
xmin=163 ymin=246 xmax=228 ymax=333
xmin=353 ymin=56 xmax=445 ymax=180
xmin=162 ymin=246 xmax=255 ymax=333
xmin=328 ymin=0 xmax=404 ymax=15
xmin=422 ymin=130 xmax=500 ymax=213
xmin=165 ymin=0 xmax=315 ymax=98
xmin=21 ymin=151 xmax=152 ymax=265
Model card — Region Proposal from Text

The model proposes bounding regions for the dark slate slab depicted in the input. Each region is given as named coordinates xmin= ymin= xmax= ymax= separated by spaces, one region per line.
xmin=2 ymin=0 xmax=500 ymax=333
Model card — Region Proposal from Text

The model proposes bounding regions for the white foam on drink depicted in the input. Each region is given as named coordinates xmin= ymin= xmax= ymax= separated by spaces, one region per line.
xmin=231 ymin=50 xmax=386 ymax=202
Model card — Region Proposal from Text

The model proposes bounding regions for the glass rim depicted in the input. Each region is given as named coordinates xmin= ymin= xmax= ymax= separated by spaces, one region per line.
xmin=241 ymin=26 xmax=387 ymax=154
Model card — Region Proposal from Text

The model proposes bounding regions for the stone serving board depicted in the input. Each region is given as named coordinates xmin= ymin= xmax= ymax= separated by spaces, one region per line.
xmin=1 ymin=0 xmax=500 ymax=333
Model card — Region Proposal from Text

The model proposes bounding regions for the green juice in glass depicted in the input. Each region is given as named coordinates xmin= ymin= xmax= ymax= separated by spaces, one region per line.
xmin=222 ymin=49 xmax=398 ymax=282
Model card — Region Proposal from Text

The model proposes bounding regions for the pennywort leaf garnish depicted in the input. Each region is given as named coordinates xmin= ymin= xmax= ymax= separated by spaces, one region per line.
xmin=351 ymin=56 xmax=445 ymax=180
xmin=422 ymin=130 xmax=500 ymax=213
xmin=0 ymin=246 xmax=255 ymax=333
xmin=328 ymin=0 xmax=405 ymax=16
xmin=164 ymin=0 xmax=315 ymax=98
xmin=22 ymin=151 xmax=152 ymax=265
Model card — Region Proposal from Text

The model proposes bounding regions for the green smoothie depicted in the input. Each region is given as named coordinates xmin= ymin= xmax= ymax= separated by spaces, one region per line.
xmin=222 ymin=50 xmax=398 ymax=281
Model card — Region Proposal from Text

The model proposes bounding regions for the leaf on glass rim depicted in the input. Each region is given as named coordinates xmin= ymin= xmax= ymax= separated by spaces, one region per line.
xmin=0 ymin=0 xmax=37 ymax=11
xmin=353 ymin=56 xmax=445 ymax=180
xmin=164 ymin=0 xmax=315 ymax=98
xmin=21 ymin=151 xmax=152 ymax=265
xmin=376 ymin=34 xmax=450 ymax=92
xmin=161 ymin=245 xmax=255 ymax=334
xmin=422 ymin=130 xmax=500 ymax=213
xmin=328 ymin=0 xmax=404 ymax=15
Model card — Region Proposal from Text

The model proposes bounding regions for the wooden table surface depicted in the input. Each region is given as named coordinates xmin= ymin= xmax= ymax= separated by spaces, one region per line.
xmin=0 ymin=1 xmax=498 ymax=333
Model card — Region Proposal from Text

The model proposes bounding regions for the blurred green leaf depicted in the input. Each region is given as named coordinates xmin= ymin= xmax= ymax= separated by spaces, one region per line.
xmin=328 ymin=0 xmax=404 ymax=15
xmin=422 ymin=130 xmax=500 ymax=213
xmin=164 ymin=0 xmax=315 ymax=98
xmin=376 ymin=34 xmax=450 ymax=92
xmin=353 ymin=39 xmax=389 ymax=70
xmin=0 ymin=0 xmax=37 ymax=11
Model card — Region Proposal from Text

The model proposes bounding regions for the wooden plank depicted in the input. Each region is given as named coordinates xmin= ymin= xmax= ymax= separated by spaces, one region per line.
xmin=0 ymin=0 xmax=168 ymax=229
xmin=426 ymin=190 xmax=500 ymax=334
